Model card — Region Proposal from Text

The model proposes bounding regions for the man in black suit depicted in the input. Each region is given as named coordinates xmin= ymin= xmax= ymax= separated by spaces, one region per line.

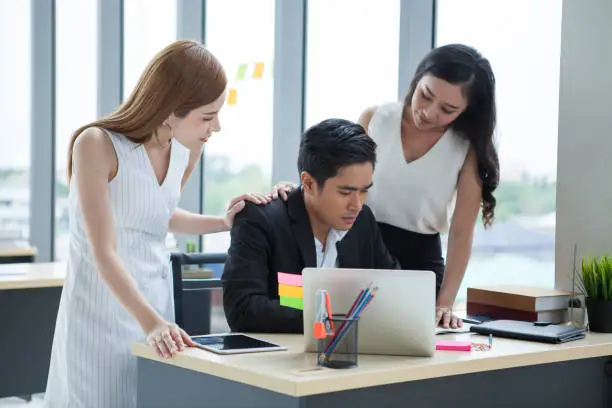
xmin=222 ymin=119 xmax=399 ymax=333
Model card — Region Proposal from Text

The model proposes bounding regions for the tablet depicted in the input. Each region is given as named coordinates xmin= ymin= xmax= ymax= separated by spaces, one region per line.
xmin=191 ymin=333 xmax=288 ymax=355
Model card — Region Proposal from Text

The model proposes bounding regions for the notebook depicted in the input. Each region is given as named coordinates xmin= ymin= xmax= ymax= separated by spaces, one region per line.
xmin=470 ymin=320 xmax=585 ymax=344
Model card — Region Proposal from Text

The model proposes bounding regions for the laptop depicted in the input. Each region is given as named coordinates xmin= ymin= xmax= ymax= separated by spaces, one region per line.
xmin=302 ymin=268 xmax=436 ymax=357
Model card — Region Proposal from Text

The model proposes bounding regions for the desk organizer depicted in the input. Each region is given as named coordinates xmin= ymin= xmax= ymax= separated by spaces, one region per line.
xmin=317 ymin=315 xmax=359 ymax=369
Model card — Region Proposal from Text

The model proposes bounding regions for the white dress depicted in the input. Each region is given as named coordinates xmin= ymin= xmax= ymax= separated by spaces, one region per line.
xmin=44 ymin=130 xmax=191 ymax=408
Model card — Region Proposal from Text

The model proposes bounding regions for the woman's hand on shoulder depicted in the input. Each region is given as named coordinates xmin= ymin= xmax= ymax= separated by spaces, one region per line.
xmin=223 ymin=192 xmax=272 ymax=228
xmin=223 ymin=180 xmax=302 ymax=229
xmin=269 ymin=181 xmax=299 ymax=201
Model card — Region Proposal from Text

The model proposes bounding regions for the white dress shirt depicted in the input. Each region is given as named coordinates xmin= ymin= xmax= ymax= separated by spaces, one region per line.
xmin=314 ymin=228 xmax=348 ymax=268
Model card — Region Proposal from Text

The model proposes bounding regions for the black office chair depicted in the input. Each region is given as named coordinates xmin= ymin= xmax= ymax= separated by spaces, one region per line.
xmin=170 ymin=252 xmax=228 ymax=335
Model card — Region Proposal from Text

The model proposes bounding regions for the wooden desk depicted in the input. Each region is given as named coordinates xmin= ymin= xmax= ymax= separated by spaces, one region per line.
xmin=0 ymin=262 xmax=213 ymax=288
xmin=0 ymin=244 xmax=37 ymax=264
xmin=134 ymin=331 xmax=612 ymax=408
xmin=0 ymin=260 xmax=221 ymax=399
xmin=0 ymin=262 xmax=65 ymax=399
xmin=181 ymin=267 xmax=214 ymax=280
xmin=0 ymin=261 xmax=65 ymax=290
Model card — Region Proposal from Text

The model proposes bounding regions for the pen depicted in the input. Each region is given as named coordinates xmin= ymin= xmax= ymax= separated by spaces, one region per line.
xmin=324 ymin=292 xmax=334 ymax=333
xmin=489 ymin=334 xmax=493 ymax=349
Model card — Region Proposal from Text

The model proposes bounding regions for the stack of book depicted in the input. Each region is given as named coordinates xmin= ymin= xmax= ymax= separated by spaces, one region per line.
xmin=466 ymin=285 xmax=573 ymax=324
xmin=278 ymin=272 xmax=303 ymax=310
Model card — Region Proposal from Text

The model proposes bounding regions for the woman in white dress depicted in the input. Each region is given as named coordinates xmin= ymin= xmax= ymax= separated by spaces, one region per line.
xmin=44 ymin=40 xmax=270 ymax=408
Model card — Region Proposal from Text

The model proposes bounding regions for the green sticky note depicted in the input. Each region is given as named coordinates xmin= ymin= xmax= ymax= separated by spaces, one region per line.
xmin=235 ymin=63 xmax=248 ymax=80
xmin=280 ymin=296 xmax=303 ymax=310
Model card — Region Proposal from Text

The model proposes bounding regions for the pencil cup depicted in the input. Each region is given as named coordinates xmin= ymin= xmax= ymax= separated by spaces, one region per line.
xmin=317 ymin=315 xmax=359 ymax=369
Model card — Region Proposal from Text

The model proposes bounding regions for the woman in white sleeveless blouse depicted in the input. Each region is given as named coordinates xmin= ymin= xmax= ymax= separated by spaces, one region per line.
xmin=274 ymin=44 xmax=500 ymax=330
xmin=358 ymin=44 xmax=499 ymax=330
xmin=44 ymin=40 xmax=270 ymax=408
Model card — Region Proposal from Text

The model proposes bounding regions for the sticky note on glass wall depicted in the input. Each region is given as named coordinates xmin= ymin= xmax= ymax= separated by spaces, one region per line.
xmin=227 ymin=89 xmax=237 ymax=105
xmin=236 ymin=63 xmax=248 ymax=81
xmin=253 ymin=62 xmax=264 ymax=79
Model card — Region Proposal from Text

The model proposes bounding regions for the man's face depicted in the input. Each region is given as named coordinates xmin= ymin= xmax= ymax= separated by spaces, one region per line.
xmin=302 ymin=162 xmax=374 ymax=231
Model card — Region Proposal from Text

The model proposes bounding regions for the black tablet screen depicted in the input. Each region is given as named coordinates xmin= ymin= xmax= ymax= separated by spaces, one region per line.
xmin=193 ymin=334 xmax=280 ymax=351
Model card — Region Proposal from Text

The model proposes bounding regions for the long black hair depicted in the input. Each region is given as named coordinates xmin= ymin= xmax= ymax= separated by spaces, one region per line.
xmin=405 ymin=43 xmax=499 ymax=227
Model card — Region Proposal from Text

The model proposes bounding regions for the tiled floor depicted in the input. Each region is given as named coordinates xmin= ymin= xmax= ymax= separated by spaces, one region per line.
xmin=0 ymin=395 xmax=44 ymax=407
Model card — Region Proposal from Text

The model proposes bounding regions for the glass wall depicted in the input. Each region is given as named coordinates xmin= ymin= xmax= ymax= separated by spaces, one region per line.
xmin=202 ymin=0 xmax=276 ymax=252
xmin=0 ymin=0 xmax=32 ymax=243
xmin=123 ymin=0 xmax=178 ymax=99
xmin=55 ymin=0 xmax=98 ymax=260
xmin=10 ymin=1 xmax=566 ymax=278
xmin=305 ymin=0 xmax=400 ymax=128
xmin=436 ymin=0 xmax=563 ymax=303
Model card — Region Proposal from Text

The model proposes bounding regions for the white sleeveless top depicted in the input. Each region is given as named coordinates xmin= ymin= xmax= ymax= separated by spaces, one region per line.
xmin=45 ymin=130 xmax=191 ymax=408
xmin=366 ymin=102 xmax=470 ymax=234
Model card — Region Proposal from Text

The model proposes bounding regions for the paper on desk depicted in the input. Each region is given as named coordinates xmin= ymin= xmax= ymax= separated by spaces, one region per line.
xmin=435 ymin=326 xmax=472 ymax=335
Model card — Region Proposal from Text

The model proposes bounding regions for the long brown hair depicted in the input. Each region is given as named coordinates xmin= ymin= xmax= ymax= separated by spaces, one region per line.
xmin=67 ymin=39 xmax=227 ymax=181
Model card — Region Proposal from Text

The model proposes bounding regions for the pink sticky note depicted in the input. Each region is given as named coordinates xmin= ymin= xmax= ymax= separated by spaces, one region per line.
xmin=436 ymin=340 xmax=471 ymax=351
xmin=277 ymin=272 xmax=302 ymax=287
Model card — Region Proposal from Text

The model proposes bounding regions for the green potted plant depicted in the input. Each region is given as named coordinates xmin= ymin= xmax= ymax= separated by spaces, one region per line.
xmin=185 ymin=239 xmax=197 ymax=254
xmin=579 ymin=255 xmax=612 ymax=332
xmin=183 ymin=240 xmax=198 ymax=271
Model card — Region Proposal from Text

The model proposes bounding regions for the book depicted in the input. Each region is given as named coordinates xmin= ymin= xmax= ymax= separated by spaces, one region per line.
xmin=466 ymin=285 xmax=573 ymax=312
xmin=466 ymin=302 xmax=568 ymax=323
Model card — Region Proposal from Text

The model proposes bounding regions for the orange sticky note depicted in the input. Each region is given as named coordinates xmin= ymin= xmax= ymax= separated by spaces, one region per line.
xmin=253 ymin=62 xmax=264 ymax=79
xmin=227 ymin=89 xmax=237 ymax=105
xmin=278 ymin=284 xmax=303 ymax=298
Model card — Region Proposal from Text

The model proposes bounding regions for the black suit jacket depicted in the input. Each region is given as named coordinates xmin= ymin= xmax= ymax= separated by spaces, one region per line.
xmin=222 ymin=189 xmax=400 ymax=334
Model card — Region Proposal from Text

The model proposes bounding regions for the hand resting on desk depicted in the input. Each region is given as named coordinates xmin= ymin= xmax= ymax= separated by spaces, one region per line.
xmin=435 ymin=306 xmax=463 ymax=329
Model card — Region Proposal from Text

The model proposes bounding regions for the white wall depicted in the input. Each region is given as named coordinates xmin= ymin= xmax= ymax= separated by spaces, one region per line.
xmin=555 ymin=0 xmax=612 ymax=290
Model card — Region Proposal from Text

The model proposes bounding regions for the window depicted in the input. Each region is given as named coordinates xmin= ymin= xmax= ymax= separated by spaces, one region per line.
xmin=55 ymin=0 xmax=98 ymax=260
xmin=123 ymin=0 xmax=177 ymax=99
xmin=305 ymin=0 xmax=400 ymax=128
xmin=0 ymin=1 xmax=31 ymax=242
xmin=202 ymin=0 xmax=275 ymax=252
xmin=435 ymin=0 xmax=562 ymax=303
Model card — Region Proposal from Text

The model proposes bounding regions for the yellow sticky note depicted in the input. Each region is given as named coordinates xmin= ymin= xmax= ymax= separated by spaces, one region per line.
xmin=253 ymin=62 xmax=264 ymax=79
xmin=227 ymin=89 xmax=237 ymax=105
xmin=278 ymin=284 xmax=303 ymax=298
